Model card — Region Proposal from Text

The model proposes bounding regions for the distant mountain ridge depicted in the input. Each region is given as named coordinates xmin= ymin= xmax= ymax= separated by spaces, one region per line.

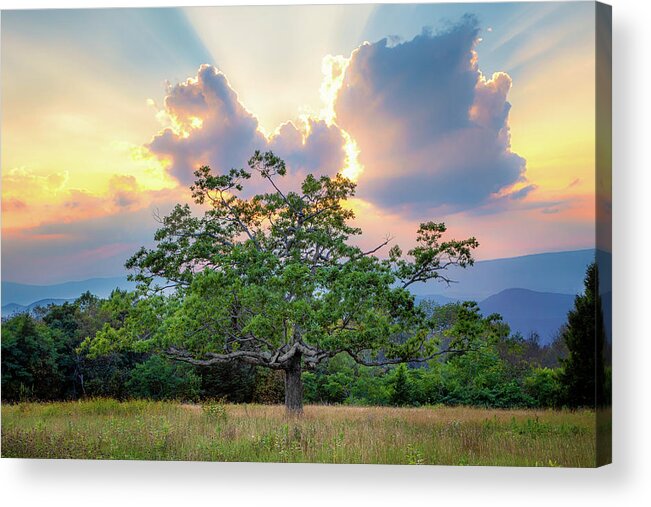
xmin=2 ymin=277 xmax=135 ymax=306
xmin=417 ymin=288 xmax=575 ymax=345
xmin=409 ymin=248 xmax=597 ymax=300
xmin=2 ymin=298 xmax=75 ymax=319
xmin=3 ymin=249 xmax=597 ymax=306
xmin=478 ymin=288 xmax=575 ymax=344
xmin=1 ymin=250 xmax=603 ymax=343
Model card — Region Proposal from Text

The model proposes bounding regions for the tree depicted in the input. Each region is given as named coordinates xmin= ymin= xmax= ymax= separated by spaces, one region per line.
xmin=39 ymin=291 xmax=146 ymax=401
xmin=523 ymin=367 xmax=562 ymax=408
xmin=390 ymin=364 xmax=412 ymax=406
xmin=125 ymin=355 xmax=201 ymax=401
xmin=41 ymin=300 xmax=84 ymax=398
xmin=432 ymin=302 xmax=532 ymax=408
xmin=1 ymin=313 xmax=63 ymax=401
xmin=559 ymin=262 xmax=607 ymax=407
xmin=82 ymin=151 xmax=480 ymax=414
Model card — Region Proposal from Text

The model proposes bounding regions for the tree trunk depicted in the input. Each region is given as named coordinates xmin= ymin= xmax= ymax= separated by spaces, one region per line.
xmin=284 ymin=352 xmax=304 ymax=415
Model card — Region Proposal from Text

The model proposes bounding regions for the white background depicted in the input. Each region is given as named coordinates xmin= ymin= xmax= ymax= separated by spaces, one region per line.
xmin=1 ymin=0 xmax=649 ymax=505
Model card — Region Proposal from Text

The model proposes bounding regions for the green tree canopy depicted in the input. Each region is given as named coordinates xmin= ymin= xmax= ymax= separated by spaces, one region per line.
xmin=1 ymin=313 xmax=62 ymax=401
xmin=82 ymin=151 xmax=482 ymax=413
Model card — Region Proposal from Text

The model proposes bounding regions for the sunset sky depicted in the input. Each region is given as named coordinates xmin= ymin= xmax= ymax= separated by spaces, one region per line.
xmin=1 ymin=2 xmax=599 ymax=284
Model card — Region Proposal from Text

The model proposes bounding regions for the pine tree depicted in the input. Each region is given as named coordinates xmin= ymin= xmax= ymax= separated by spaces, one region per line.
xmin=391 ymin=364 xmax=412 ymax=406
xmin=559 ymin=262 xmax=607 ymax=407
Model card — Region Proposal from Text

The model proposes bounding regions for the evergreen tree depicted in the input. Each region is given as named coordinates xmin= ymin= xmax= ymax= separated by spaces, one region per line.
xmin=1 ymin=313 xmax=63 ymax=401
xmin=559 ymin=262 xmax=607 ymax=407
xmin=390 ymin=364 xmax=412 ymax=406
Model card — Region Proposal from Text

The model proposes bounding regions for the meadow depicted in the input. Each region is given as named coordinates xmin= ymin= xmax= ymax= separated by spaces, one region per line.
xmin=1 ymin=399 xmax=598 ymax=467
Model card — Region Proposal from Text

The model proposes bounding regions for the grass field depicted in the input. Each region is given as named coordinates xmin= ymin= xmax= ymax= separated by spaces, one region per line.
xmin=1 ymin=399 xmax=599 ymax=466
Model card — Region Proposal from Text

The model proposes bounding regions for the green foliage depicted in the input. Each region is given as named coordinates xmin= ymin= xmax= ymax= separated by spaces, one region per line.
xmin=302 ymin=354 xmax=355 ymax=404
xmin=390 ymin=364 xmax=412 ymax=406
xmin=345 ymin=367 xmax=391 ymax=406
xmin=196 ymin=363 xmax=257 ymax=402
xmin=1 ymin=292 xmax=150 ymax=402
xmin=524 ymin=368 xmax=563 ymax=408
xmin=300 ymin=301 xmax=566 ymax=409
xmin=41 ymin=292 xmax=140 ymax=399
xmin=125 ymin=355 xmax=201 ymax=401
xmin=2 ymin=294 xmax=569 ymax=409
xmin=1 ymin=313 xmax=62 ymax=401
xmin=416 ymin=302 xmax=531 ymax=408
xmin=559 ymin=262 xmax=608 ymax=407
xmin=0 ymin=295 xmax=211 ymax=403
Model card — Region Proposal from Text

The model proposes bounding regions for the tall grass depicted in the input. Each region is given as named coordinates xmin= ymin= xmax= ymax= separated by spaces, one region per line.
xmin=1 ymin=399 xmax=599 ymax=466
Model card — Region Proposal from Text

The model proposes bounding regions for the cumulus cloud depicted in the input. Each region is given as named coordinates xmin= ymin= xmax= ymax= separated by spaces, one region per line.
xmin=334 ymin=17 xmax=527 ymax=213
xmin=147 ymin=64 xmax=347 ymax=187
xmin=269 ymin=119 xmax=347 ymax=177
xmin=145 ymin=23 xmax=532 ymax=214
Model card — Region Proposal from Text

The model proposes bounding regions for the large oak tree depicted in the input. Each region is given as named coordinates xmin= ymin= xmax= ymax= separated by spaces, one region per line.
xmin=83 ymin=151 xmax=482 ymax=413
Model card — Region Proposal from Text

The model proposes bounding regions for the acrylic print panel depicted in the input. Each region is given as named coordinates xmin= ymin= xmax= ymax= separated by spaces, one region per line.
xmin=0 ymin=1 xmax=611 ymax=467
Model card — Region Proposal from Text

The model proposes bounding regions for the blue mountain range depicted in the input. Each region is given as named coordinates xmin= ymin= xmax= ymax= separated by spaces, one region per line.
xmin=2 ymin=277 xmax=135 ymax=307
xmin=2 ymin=249 xmax=603 ymax=344
xmin=408 ymin=248 xmax=596 ymax=300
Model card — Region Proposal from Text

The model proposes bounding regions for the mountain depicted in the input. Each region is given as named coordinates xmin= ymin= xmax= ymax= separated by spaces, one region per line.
xmin=416 ymin=288 xmax=574 ymax=345
xmin=408 ymin=249 xmax=596 ymax=300
xmin=1 ymin=250 xmax=606 ymax=343
xmin=2 ymin=298 xmax=74 ymax=319
xmin=478 ymin=288 xmax=575 ymax=344
xmin=1 ymin=277 xmax=135 ymax=307
xmin=1 ymin=303 xmax=27 ymax=318
xmin=2 ymin=249 xmax=598 ymax=306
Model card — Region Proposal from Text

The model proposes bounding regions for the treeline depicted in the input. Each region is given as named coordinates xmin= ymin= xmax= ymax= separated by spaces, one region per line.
xmin=303 ymin=327 xmax=572 ymax=408
xmin=1 ymin=289 xmax=608 ymax=409
xmin=1 ymin=292 xmax=283 ymax=403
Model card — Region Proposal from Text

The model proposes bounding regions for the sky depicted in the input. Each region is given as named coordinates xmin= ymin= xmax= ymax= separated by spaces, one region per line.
xmin=1 ymin=2 xmax=599 ymax=285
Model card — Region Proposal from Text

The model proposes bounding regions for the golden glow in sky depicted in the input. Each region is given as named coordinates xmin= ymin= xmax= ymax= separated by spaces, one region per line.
xmin=316 ymin=53 xmax=364 ymax=181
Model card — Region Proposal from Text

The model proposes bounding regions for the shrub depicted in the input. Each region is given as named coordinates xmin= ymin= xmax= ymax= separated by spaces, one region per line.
xmin=524 ymin=367 xmax=563 ymax=408
xmin=125 ymin=355 xmax=201 ymax=401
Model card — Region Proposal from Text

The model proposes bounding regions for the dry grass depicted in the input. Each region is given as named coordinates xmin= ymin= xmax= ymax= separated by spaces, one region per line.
xmin=1 ymin=399 xmax=599 ymax=466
